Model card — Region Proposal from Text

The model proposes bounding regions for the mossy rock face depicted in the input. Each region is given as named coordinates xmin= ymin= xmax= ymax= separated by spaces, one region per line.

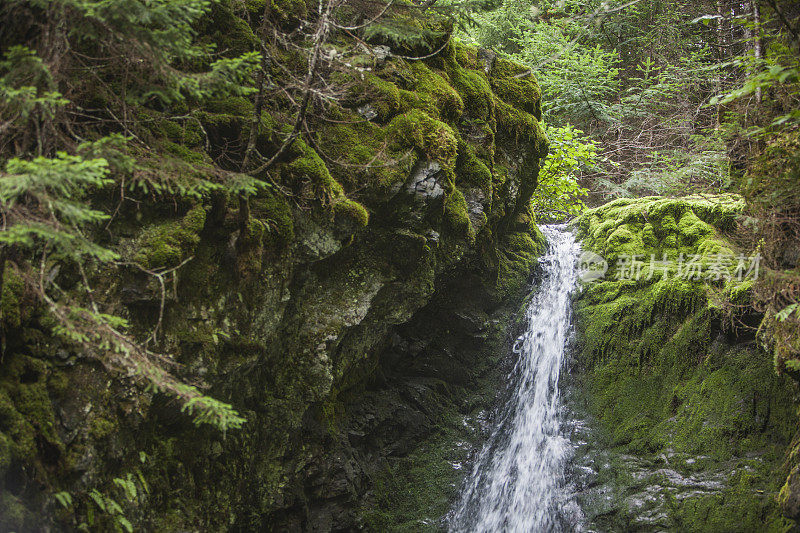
xmin=496 ymin=208 xmax=546 ymax=299
xmin=447 ymin=65 xmax=494 ymax=120
xmin=573 ymin=195 xmax=797 ymax=531
xmin=455 ymin=139 xmax=492 ymax=195
xmin=251 ymin=190 xmax=294 ymax=247
xmin=133 ymin=204 xmax=207 ymax=269
xmin=388 ymin=109 xmax=458 ymax=176
xmin=1 ymin=265 xmax=34 ymax=330
xmin=740 ymin=129 xmax=800 ymax=526
xmin=0 ymin=352 xmax=75 ymax=531
xmin=442 ymin=187 xmax=474 ymax=241
xmin=320 ymin=37 xmax=547 ymax=233
xmin=742 ymin=128 xmax=800 ymax=214
xmin=0 ymin=9 xmax=550 ymax=532
xmin=489 ymin=58 xmax=542 ymax=119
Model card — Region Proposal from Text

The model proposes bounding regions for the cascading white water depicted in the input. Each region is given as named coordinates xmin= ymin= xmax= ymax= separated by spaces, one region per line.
xmin=450 ymin=226 xmax=583 ymax=532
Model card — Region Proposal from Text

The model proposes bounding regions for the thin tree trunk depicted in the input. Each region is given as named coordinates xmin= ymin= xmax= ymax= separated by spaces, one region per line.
xmin=754 ymin=0 xmax=763 ymax=104
xmin=247 ymin=0 xmax=332 ymax=180
xmin=239 ymin=1 xmax=273 ymax=239
xmin=715 ymin=0 xmax=724 ymax=130
xmin=241 ymin=0 xmax=273 ymax=173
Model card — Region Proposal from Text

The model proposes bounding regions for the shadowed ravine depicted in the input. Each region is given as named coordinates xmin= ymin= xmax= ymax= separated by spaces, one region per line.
xmin=450 ymin=226 xmax=584 ymax=532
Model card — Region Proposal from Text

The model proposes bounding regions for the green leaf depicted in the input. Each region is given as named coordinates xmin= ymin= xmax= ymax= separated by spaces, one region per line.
xmin=776 ymin=303 xmax=799 ymax=322
xmin=785 ymin=359 xmax=800 ymax=371
xmin=54 ymin=491 xmax=73 ymax=508
xmin=117 ymin=516 xmax=134 ymax=533
xmin=88 ymin=490 xmax=106 ymax=513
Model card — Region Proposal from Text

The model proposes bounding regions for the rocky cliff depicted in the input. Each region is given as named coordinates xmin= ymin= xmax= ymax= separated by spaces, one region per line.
xmin=0 ymin=3 xmax=549 ymax=530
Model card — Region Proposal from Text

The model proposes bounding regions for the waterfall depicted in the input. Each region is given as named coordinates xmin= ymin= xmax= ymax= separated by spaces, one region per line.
xmin=450 ymin=226 xmax=583 ymax=532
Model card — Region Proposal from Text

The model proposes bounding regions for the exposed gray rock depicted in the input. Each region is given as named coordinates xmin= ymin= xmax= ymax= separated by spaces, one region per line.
xmin=463 ymin=187 xmax=488 ymax=232
xmin=294 ymin=216 xmax=343 ymax=262
xmin=478 ymin=48 xmax=496 ymax=73
xmin=373 ymin=45 xmax=391 ymax=63
xmin=357 ymin=104 xmax=377 ymax=121
xmin=407 ymin=160 xmax=444 ymax=201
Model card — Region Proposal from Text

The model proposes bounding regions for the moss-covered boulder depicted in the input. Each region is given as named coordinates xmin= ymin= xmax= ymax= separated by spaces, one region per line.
xmin=573 ymin=195 xmax=798 ymax=531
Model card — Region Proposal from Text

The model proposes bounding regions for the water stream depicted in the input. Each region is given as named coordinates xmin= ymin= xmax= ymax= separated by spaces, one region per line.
xmin=450 ymin=225 xmax=584 ymax=532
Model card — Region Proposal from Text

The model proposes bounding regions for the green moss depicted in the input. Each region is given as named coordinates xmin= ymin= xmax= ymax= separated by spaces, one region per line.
xmin=0 ymin=389 xmax=36 ymax=465
xmin=489 ymin=58 xmax=542 ymax=119
xmin=158 ymin=119 xmax=183 ymax=141
xmin=660 ymin=213 xmax=678 ymax=235
xmin=203 ymin=96 xmax=254 ymax=117
xmin=0 ymin=353 xmax=65 ymax=493
xmin=388 ymin=109 xmax=458 ymax=175
xmin=314 ymin=116 xmax=407 ymax=193
xmin=442 ymin=187 xmax=473 ymax=240
xmin=236 ymin=217 xmax=267 ymax=275
xmin=446 ymin=64 xmax=494 ymax=120
xmin=162 ymin=141 xmax=209 ymax=165
xmin=244 ymin=0 xmax=268 ymax=15
xmin=134 ymin=204 xmax=207 ymax=269
xmin=742 ymin=128 xmax=800 ymax=213
xmin=677 ymin=210 xmax=713 ymax=244
xmin=575 ymin=194 xmax=744 ymax=267
xmin=154 ymin=118 xmax=205 ymax=148
xmin=451 ymin=40 xmax=472 ymax=68
xmin=672 ymin=468 xmax=793 ymax=532
xmin=281 ymin=139 xmax=344 ymax=199
xmin=573 ymin=194 xmax=795 ymax=529
xmin=496 ymin=224 xmax=546 ymax=299
xmin=270 ymin=0 xmax=307 ymax=28
xmin=331 ymin=198 xmax=369 ymax=228
xmin=494 ymin=97 xmax=547 ymax=150
xmin=642 ymin=223 xmax=657 ymax=247
xmin=362 ymin=430 xmax=464 ymax=532
xmin=199 ymin=1 xmax=260 ymax=57
xmin=1 ymin=266 xmax=25 ymax=329
xmin=89 ymin=417 xmax=117 ymax=440
xmin=456 ymin=140 xmax=492 ymax=194
xmin=406 ymin=61 xmax=464 ymax=121
xmin=251 ymin=190 xmax=294 ymax=246
xmin=0 ymin=492 xmax=27 ymax=531
xmin=356 ymin=72 xmax=403 ymax=121
xmin=578 ymin=195 xmax=743 ymax=236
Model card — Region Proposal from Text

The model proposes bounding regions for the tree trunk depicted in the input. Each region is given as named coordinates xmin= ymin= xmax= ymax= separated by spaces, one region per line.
xmin=238 ymin=0 xmax=273 ymax=241
xmin=715 ymin=0 xmax=724 ymax=130
xmin=754 ymin=0 xmax=763 ymax=104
